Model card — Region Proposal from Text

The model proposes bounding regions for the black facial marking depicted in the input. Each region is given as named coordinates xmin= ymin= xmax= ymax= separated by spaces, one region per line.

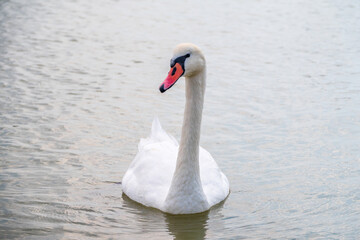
xmin=171 ymin=67 xmax=177 ymax=76
xmin=170 ymin=53 xmax=191 ymax=70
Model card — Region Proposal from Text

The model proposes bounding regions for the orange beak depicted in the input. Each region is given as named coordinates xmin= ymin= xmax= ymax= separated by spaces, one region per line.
xmin=159 ymin=62 xmax=184 ymax=93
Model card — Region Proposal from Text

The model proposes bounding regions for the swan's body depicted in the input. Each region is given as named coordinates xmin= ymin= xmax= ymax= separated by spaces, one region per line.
xmin=122 ymin=43 xmax=229 ymax=214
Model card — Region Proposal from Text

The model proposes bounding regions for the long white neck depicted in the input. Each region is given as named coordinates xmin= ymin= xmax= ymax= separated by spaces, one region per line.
xmin=163 ymin=68 xmax=209 ymax=214
xmin=178 ymin=71 xmax=206 ymax=177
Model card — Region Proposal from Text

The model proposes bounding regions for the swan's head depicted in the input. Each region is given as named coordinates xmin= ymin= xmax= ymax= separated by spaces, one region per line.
xmin=159 ymin=43 xmax=205 ymax=93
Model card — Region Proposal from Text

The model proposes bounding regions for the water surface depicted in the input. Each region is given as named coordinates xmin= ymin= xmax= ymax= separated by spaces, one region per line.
xmin=1 ymin=0 xmax=360 ymax=239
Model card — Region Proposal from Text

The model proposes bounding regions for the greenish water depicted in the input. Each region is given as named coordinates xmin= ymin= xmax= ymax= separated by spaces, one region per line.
xmin=1 ymin=0 xmax=359 ymax=239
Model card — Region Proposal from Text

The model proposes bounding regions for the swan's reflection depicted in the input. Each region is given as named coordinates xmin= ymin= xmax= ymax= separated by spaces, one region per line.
xmin=122 ymin=193 xmax=215 ymax=240
xmin=164 ymin=211 xmax=209 ymax=240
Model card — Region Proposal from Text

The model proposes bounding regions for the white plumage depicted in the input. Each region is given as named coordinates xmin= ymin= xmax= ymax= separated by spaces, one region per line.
xmin=122 ymin=43 xmax=229 ymax=214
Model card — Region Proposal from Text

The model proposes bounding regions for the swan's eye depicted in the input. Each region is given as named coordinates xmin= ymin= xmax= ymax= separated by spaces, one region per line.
xmin=170 ymin=53 xmax=191 ymax=68
xmin=170 ymin=59 xmax=175 ymax=68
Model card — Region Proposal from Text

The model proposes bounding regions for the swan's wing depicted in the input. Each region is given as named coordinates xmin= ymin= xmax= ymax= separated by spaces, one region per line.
xmin=199 ymin=147 xmax=230 ymax=206
xmin=138 ymin=117 xmax=178 ymax=151
xmin=122 ymin=118 xmax=178 ymax=209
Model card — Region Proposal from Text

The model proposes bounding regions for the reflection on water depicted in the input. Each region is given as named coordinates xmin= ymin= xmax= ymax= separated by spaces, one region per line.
xmin=122 ymin=193 xmax=227 ymax=240
xmin=165 ymin=212 xmax=209 ymax=240
xmin=123 ymin=194 xmax=210 ymax=240
xmin=1 ymin=0 xmax=360 ymax=239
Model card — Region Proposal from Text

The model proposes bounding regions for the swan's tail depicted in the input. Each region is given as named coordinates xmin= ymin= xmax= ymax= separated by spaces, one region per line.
xmin=138 ymin=117 xmax=178 ymax=150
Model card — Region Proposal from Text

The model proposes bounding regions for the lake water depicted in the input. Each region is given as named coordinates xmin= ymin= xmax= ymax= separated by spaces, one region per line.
xmin=1 ymin=0 xmax=360 ymax=239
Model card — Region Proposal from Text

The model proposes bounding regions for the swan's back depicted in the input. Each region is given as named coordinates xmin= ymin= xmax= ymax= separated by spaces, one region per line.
xmin=122 ymin=118 xmax=229 ymax=211
xmin=122 ymin=118 xmax=178 ymax=209
xmin=199 ymin=149 xmax=229 ymax=206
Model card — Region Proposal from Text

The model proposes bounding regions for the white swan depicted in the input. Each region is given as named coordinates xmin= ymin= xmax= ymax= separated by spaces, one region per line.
xmin=122 ymin=43 xmax=229 ymax=214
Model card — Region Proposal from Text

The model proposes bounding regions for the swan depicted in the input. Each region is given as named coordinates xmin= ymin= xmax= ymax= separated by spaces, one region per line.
xmin=122 ymin=43 xmax=229 ymax=214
